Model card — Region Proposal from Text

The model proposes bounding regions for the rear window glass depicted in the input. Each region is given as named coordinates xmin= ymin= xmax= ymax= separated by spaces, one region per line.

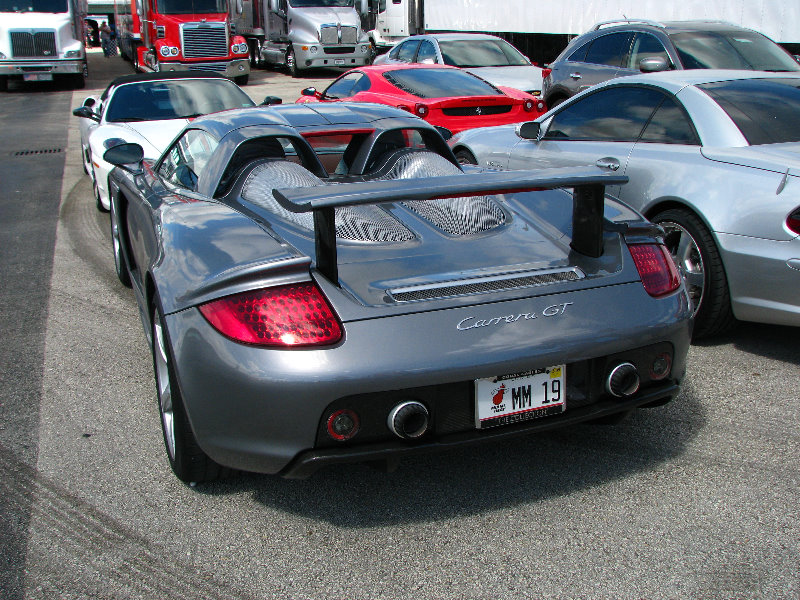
xmin=437 ymin=39 xmax=530 ymax=67
xmin=670 ymin=30 xmax=800 ymax=71
xmin=383 ymin=68 xmax=501 ymax=98
xmin=698 ymin=77 xmax=800 ymax=145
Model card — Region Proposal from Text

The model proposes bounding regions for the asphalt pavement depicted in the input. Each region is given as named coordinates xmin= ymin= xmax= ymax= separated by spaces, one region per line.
xmin=0 ymin=48 xmax=798 ymax=600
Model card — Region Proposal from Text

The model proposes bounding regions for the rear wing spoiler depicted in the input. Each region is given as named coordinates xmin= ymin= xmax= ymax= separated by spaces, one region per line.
xmin=273 ymin=167 xmax=628 ymax=285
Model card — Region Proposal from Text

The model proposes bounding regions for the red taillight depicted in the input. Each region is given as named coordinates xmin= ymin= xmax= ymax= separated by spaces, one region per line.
xmin=628 ymin=244 xmax=682 ymax=297
xmin=541 ymin=67 xmax=552 ymax=80
xmin=396 ymin=104 xmax=412 ymax=113
xmin=198 ymin=283 xmax=343 ymax=347
xmin=523 ymin=99 xmax=534 ymax=112
xmin=787 ymin=207 xmax=800 ymax=235
xmin=414 ymin=103 xmax=429 ymax=117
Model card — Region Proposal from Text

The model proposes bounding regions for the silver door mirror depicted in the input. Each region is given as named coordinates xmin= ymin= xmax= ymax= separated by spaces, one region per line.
xmin=639 ymin=56 xmax=669 ymax=73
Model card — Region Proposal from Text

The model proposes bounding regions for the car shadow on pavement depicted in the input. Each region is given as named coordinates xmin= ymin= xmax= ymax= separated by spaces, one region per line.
xmin=694 ymin=322 xmax=799 ymax=366
xmin=195 ymin=382 xmax=706 ymax=527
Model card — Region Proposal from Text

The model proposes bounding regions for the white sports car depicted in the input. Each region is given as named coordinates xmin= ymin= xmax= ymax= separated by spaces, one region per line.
xmin=73 ymin=71 xmax=257 ymax=211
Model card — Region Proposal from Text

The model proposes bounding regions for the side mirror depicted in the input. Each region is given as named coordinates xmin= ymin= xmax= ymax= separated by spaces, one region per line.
xmin=516 ymin=121 xmax=541 ymax=140
xmin=639 ymin=56 xmax=669 ymax=73
xmin=83 ymin=97 xmax=96 ymax=107
xmin=103 ymin=142 xmax=144 ymax=173
xmin=300 ymin=87 xmax=317 ymax=97
xmin=72 ymin=106 xmax=100 ymax=122
xmin=261 ymin=95 xmax=283 ymax=105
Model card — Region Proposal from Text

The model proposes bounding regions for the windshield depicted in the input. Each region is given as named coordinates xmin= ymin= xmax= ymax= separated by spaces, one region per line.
xmin=670 ymin=30 xmax=800 ymax=72
xmin=0 ymin=0 xmax=67 ymax=12
xmin=288 ymin=0 xmax=354 ymax=7
xmin=437 ymin=39 xmax=530 ymax=68
xmin=157 ymin=0 xmax=226 ymax=14
xmin=106 ymin=79 xmax=254 ymax=122
xmin=383 ymin=68 xmax=502 ymax=98
xmin=699 ymin=78 xmax=800 ymax=145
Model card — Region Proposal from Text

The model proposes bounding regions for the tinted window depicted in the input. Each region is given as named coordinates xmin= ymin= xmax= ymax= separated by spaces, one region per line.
xmin=106 ymin=79 xmax=254 ymax=122
xmin=416 ymin=40 xmax=438 ymax=63
xmin=383 ymin=68 xmax=501 ymax=98
xmin=670 ymin=31 xmax=800 ymax=71
xmin=698 ymin=77 xmax=800 ymax=145
xmin=627 ymin=33 xmax=670 ymax=69
xmin=584 ymin=32 xmax=633 ymax=67
xmin=397 ymin=39 xmax=421 ymax=62
xmin=437 ymin=39 xmax=530 ymax=67
xmin=640 ymin=97 xmax=698 ymax=144
xmin=544 ymin=86 xmax=663 ymax=141
xmin=567 ymin=40 xmax=592 ymax=63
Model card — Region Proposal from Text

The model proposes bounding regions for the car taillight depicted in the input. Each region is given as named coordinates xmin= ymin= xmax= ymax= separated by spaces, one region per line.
xmin=628 ymin=244 xmax=681 ymax=297
xmin=414 ymin=103 xmax=429 ymax=117
xmin=541 ymin=68 xmax=552 ymax=80
xmin=198 ymin=282 xmax=343 ymax=347
xmin=787 ymin=207 xmax=800 ymax=235
xmin=523 ymin=99 xmax=534 ymax=112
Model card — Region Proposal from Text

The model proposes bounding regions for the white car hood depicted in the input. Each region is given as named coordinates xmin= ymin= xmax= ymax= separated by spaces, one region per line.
xmin=701 ymin=143 xmax=800 ymax=178
xmin=464 ymin=65 xmax=543 ymax=94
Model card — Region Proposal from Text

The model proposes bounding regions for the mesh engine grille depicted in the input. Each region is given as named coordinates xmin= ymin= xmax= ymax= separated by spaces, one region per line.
xmin=319 ymin=25 xmax=338 ymax=44
xmin=379 ymin=151 xmax=507 ymax=235
xmin=11 ymin=31 xmax=56 ymax=57
xmin=241 ymin=161 xmax=414 ymax=242
xmin=390 ymin=269 xmax=583 ymax=302
xmin=340 ymin=26 xmax=357 ymax=44
xmin=182 ymin=22 xmax=228 ymax=58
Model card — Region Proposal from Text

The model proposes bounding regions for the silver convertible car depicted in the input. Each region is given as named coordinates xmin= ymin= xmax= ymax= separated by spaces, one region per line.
xmin=450 ymin=70 xmax=800 ymax=338
xmin=104 ymin=102 xmax=691 ymax=483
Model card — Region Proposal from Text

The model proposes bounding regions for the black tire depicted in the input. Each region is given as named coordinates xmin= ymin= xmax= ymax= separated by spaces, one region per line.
xmin=151 ymin=299 xmax=227 ymax=484
xmin=248 ymin=39 xmax=259 ymax=68
xmin=234 ymin=73 xmax=249 ymax=86
xmin=653 ymin=208 xmax=735 ymax=339
xmin=286 ymin=47 xmax=298 ymax=78
xmin=547 ymin=95 xmax=567 ymax=108
xmin=94 ymin=177 xmax=108 ymax=213
xmin=0 ymin=76 xmax=8 ymax=92
xmin=454 ymin=148 xmax=478 ymax=166
xmin=109 ymin=200 xmax=131 ymax=287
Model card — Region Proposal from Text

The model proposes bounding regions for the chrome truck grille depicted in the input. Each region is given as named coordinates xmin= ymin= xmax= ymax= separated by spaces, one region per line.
xmin=319 ymin=25 xmax=357 ymax=45
xmin=181 ymin=22 xmax=228 ymax=59
xmin=10 ymin=31 xmax=57 ymax=57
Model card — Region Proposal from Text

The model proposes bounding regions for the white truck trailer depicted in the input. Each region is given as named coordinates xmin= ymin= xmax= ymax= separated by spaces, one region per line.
xmin=366 ymin=0 xmax=800 ymax=63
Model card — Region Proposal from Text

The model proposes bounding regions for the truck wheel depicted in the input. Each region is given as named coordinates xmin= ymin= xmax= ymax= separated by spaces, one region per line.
xmin=286 ymin=47 xmax=298 ymax=77
xmin=234 ymin=74 xmax=249 ymax=86
xmin=248 ymin=40 xmax=259 ymax=68
xmin=0 ymin=76 xmax=8 ymax=92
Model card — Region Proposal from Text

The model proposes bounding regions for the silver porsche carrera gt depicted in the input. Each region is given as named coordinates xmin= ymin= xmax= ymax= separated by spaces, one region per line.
xmin=104 ymin=102 xmax=691 ymax=483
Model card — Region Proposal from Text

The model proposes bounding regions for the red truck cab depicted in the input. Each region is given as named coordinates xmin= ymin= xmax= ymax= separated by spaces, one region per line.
xmin=115 ymin=0 xmax=250 ymax=84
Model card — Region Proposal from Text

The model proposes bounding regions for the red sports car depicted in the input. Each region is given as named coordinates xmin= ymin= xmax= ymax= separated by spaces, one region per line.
xmin=296 ymin=64 xmax=546 ymax=135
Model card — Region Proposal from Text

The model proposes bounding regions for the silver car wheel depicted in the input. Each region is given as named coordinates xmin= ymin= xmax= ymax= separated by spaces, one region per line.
xmin=153 ymin=312 xmax=176 ymax=461
xmin=660 ymin=220 xmax=704 ymax=316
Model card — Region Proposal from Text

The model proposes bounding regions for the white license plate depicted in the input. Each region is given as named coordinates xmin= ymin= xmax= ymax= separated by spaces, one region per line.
xmin=23 ymin=73 xmax=53 ymax=81
xmin=334 ymin=59 xmax=345 ymax=65
xmin=475 ymin=365 xmax=565 ymax=429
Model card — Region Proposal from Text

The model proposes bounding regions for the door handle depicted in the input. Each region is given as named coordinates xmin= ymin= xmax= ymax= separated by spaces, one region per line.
xmin=569 ymin=72 xmax=582 ymax=79
xmin=596 ymin=157 xmax=620 ymax=171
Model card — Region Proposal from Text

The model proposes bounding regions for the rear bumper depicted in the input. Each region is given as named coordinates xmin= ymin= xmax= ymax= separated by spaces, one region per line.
xmin=280 ymin=383 xmax=680 ymax=479
xmin=718 ymin=231 xmax=800 ymax=326
xmin=164 ymin=281 xmax=692 ymax=477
